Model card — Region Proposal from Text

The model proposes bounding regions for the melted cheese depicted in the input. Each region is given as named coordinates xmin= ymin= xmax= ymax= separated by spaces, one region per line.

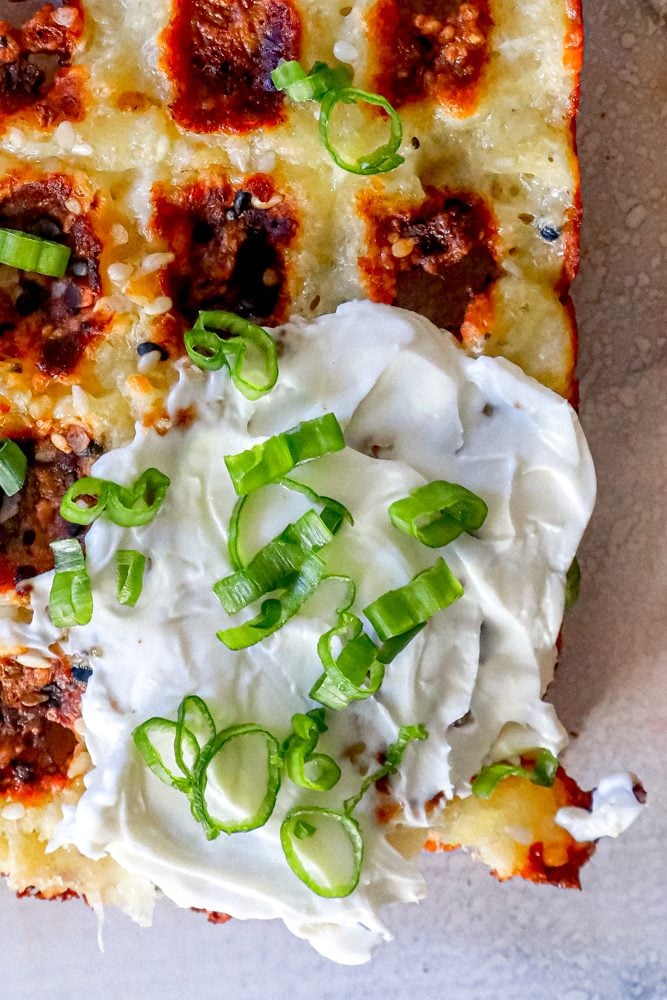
xmin=3 ymin=302 xmax=598 ymax=962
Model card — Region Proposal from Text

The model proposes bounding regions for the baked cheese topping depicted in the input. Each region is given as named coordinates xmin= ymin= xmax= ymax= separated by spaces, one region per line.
xmin=7 ymin=302 xmax=597 ymax=962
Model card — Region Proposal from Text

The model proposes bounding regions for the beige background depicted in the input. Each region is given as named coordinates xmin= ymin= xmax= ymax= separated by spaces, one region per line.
xmin=0 ymin=1 xmax=665 ymax=997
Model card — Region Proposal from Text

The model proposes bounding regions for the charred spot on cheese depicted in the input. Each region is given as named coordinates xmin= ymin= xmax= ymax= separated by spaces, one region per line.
xmin=367 ymin=0 xmax=492 ymax=115
xmin=358 ymin=188 xmax=500 ymax=334
xmin=0 ymin=173 xmax=108 ymax=378
xmin=0 ymin=436 xmax=94 ymax=593
xmin=0 ymin=3 xmax=85 ymax=131
xmin=0 ymin=653 xmax=81 ymax=801
xmin=161 ymin=0 xmax=301 ymax=134
xmin=151 ymin=174 xmax=297 ymax=335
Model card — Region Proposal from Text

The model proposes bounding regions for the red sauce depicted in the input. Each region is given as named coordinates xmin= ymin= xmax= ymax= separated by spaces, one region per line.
xmin=0 ymin=3 xmax=85 ymax=132
xmin=152 ymin=173 xmax=298 ymax=339
xmin=0 ymin=654 xmax=83 ymax=801
xmin=160 ymin=0 xmax=301 ymax=134
xmin=358 ymin=186 xmax=499 ymax=334
xmin=367 ymin=0 xmax=492 ymax=115
xmin=0 ymin=172 xmax=109 ymax=378
xmin=0 ymin=436 xmax=93 ymax=593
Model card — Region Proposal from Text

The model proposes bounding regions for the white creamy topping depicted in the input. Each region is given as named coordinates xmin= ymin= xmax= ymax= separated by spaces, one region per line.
xmin=556 ymin=773 xmax=646 ymax=842
xmin=2 ymin=302 xmax=599 ymax=963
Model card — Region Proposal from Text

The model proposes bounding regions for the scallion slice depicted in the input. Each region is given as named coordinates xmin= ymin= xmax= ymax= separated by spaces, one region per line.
xmin=60 ymin=476 xmax=110 ymax=526
xmin=271 ymin=59 xmax=352 ymax=102
xmin=174 ymin=695 xmax=216 ymax=781
xmin=184 ymin=311 xmax=278 ymax=400
xmin=191 ymin=723 xmax=283 ymax=839
xmin=48 ymin=539 xmax=92 ymax=628
xmin=343 ymin=724 xmax=428 ymax=816
xmin=283 ymin=709 xmax=341 ymax=792
xmin=105 ymin=468 xmax=170 ymax=527
xmin=281 ymin=806 xmax=363 ymax=898
xmin=0 ymin=228 xmax=71 ymax=278
xmin=133 ymin=716 xmax=197 ymax=793
xmin=281 ymin=476 xmax=353 ymax=536
xmin=363 ymin=558 xmax=463 ymax=642
xmin=214 ymin=510 xmax=333 ymax=614
xmin=0 ymin=439 xmax=27 ymax=496
xmin=217 ymin=553 xmax=326 ymax=649
xmin=224 ymin=414 xmax=345 ymax=496
xmin=319 ymin=87 xmax=404 ymax=176
xmin=116 ymin=549 xmax=146 ymax=607
xmin=471 ymin=748 xmax=559 ymax=799
xmin=388 ymin=481 xmax=488 ymax=548
xmin=310 ymin=612 xmax=384 ymax=710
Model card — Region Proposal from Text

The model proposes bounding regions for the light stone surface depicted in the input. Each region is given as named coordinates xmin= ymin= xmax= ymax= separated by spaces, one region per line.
xmin=1 ymin=1 xmax=666 ymax=997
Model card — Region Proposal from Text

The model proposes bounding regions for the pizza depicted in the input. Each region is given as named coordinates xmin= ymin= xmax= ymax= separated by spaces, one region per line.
xmin=0 ymin=0 xmax=645 ymax=963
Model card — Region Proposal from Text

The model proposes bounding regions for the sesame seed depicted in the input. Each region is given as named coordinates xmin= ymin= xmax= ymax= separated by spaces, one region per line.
xmin=144 ymin=296 xmax=173 ymax=316
xmin=65 ymin=198 xmax=81 ymax=214
xmin=50 ymin=432 xmax=72 ymax=454
xmin=53 ymin=6 xmax=78 ymax=26
xmin=107 ymin=262 xmax=133 ymax=284
xmin=141 ymin=252 xmax=175 ymax=274
xmin=16 ymin=653 xmax=52 ymax=669
xmin=110 ymin=224 xmax=129 ymax=246
xmin=391 ymin=238 xmax=416 ymax=259
xmin=333 ymin=40 xmax=359 ymax=63
xmin=1 ymin=803 xmax=26 ymax=821
xmin=71 ymin=142 xmax=93 ymax=157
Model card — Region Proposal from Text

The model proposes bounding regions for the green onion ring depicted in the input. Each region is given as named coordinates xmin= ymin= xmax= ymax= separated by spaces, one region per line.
xmin=471 ymin=748 xmax=559 ymax=799
xmin=191 ymin=723 xmax=283 ymax=838
xmin=0 ymin=439 xmax=27 ymax=496
xmin=133 ymin=717 xmax=197 ymax=793
xmin=60 ymin=476 xmax=111 ymax=526
xmin=217 ymin=553 xmax=326 ymax=650
xmin=344 ymin=724 xmax=428 ymax=816
xmin=319 ymin=87 xmax=404 ymax=176
xmin=224 ymin=414 xmax=345 ymax=496
xmin=185 ymin=311 xmax=278 ymax=400
xmin=363 ymin=558 xmax=463 ymax=642
xmin=174 ymin=695 xmax=216 ymax=781
xmin=388 ymin=481 xmax=488 ymax=548
xmin=281 ymin=806 xmax=364 ymax=898
xmin=48 ymin=539 xmax=92 ymax=628
xmin=116 ymin=549 xmax=146 ymax=607
xmin=283 ymin=709 xmax=341 ymax=792
xmin=105 ymin=468 xmax=170 ymax=527
xmin=271 ymin=59 xmax=353 ymax=102
xmin=280 ymin=476 xmax=353 ymax=535
xmin=0 ymin=227 xmax=71 ymax=278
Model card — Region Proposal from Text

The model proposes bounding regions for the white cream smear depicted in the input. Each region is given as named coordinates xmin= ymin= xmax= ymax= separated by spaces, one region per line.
xmin=1 ymin=301 xmax=640 ymax=963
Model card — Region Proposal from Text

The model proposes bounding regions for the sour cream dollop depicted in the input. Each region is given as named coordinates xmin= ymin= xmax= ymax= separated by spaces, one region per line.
xmin=10 ymin=303 xmax=602 ymax=962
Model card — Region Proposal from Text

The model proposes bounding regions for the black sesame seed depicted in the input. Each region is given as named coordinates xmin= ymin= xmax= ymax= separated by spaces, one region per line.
xmin=233 ymin=190 xmax=252 ymax=216
xmin=71 ymin=665 xmax=93 ymax=684
xmin=11 ymin=760 xmax=34 ymax=783
xmin=137 ymin=341 xmax=169 ymax=361
xmin=39 ymin=682 xmax=63 ymax=708
xmin=411 ymin=136 xmax=421 ymax=149
xmin=539 ymin=225 xmax=561 ymax=242
xmin=22 ymin=529 xmax=36 ymax=546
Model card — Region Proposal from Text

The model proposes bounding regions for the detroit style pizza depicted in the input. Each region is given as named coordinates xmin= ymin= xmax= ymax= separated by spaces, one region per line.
xmin=0 ymin=0 xmax=644 ymax=963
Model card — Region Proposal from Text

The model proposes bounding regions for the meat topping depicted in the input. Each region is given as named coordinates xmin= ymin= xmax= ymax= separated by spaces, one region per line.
xmin=161 ymin=0 xmax=301 ymax=134
xmin=367 ymin=0 xmax=492 ymax=114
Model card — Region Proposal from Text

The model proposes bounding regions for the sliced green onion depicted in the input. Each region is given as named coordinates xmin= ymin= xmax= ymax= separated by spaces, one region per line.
xmin=48 ymin=539 xmax=92 ymax=628
xmin=225 ymin=414 xmax=345 ymax=496
xmin=173 ymin=694 xmax=216 ymax=781
xmin=116 ymin=549 xmax=146 ymax=607
xmin=471 ymin=748 xmax=559 ymax=799
xmin=191 ymin=723 xmax=283 ymax=839
xmin=0 ymin=439 xmax=27 ymax=497
xmin=363 ymin=558 xmax=463 ymax=642
xmin=344 ymin=724 xmax=428 ymax=816
xmin=310 ymin=613 xmax=384 ymax=710
xmin=271 ymin=59 xmax=352 ymax=102
xmin=565 ymin=557 xmax=581 ymax=610
xmin=217 ymin=553 xmax=325 ymax=649
xmin=319 ymin=87 xmax=404 ymax=176
xmin=184 ymin=311 xmax=278 ymax=400
xmin=281 ymin=477 xmax=353 ymax=536
xmin=60 ymin=476 xmax=110 ymax=526
xmin=214 ymin=510 xmax=333 ymax=614
xmin=227 ymin=495 xmax=248 ymax=572
xmin=105 ymin=468 xmax=170 ymax=527
xmin=389 ymin=481 xmax=488 ymax=548
xmin=0 ymin=228 xmax=71 ymax=278
xmin=283 ymin=709 xmax=341 ymax=792
xmin=281 ymin=806 xmax=363 ymax=898
xmin=133 ymin=716 xmax=197 ymax=793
